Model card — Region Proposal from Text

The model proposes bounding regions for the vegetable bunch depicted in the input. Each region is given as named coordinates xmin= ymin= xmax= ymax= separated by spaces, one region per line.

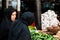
xmin=28 ymin=26 xmax=57 ymax=40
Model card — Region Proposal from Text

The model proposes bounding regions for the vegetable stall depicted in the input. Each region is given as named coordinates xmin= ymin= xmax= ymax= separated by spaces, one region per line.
xmin=28 ymin=26 xmax=58 ymax=40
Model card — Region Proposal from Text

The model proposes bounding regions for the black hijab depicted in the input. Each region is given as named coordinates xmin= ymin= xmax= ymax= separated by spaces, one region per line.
xmin=0 ymin=8 xmax=17 ymax=40
xmin=21 ymin=12 xmax=35 ymax=26
xmin=4 ymin=8 xmax=17 ymax=22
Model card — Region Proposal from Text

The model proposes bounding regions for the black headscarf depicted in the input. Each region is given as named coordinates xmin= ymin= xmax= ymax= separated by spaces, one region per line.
xmin=21 ymin=12 xmax=35 ymax=25
xmin=0 ymin=8 xmax=17 ymax=40
xmin=4 ymin=7 xmax=17 ymax=22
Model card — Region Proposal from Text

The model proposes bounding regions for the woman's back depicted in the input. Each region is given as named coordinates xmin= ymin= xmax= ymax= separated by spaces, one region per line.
xmin=8 ymin=20 xmax=31 ymax=40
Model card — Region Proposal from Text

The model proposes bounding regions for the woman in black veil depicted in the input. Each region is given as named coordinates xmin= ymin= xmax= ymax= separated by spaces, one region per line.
xmin=0 ymin=7 xmax=17 ymax=40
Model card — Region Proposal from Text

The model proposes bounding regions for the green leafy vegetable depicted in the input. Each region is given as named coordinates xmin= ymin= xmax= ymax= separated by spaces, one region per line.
xmin=28 ymin=26 xmax=57 ymax=40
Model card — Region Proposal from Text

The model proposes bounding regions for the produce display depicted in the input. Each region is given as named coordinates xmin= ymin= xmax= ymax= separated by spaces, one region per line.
xmin=28 ymin=26 xmax=57 ymax=40
xmin=41 ymin=10 xmax=59 ymax=30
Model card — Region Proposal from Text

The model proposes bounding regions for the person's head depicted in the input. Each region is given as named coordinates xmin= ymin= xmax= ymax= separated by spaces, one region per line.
xmin=21 ymin=12 xmax=35 ymax=25
xmin=4 ymin=8 xmax=17 ymax=22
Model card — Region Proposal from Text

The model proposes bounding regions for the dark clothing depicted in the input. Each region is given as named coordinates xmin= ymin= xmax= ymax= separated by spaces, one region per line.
xmin=21 ymin=12 xmax=35 ymax=25
xmin=8 ymin=12 xmax=35 ymax=40
xmin=0 ymin=18 xmax=12 ymax=40
xmin=8 ymin=20 xmax=31 ymax=40
xmin=0 ymin=8 xmax=17 ymax=40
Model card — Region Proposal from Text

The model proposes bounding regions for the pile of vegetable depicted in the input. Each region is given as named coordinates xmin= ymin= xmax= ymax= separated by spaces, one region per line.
xmin=28 ymin=26 xmax=57 ymax=40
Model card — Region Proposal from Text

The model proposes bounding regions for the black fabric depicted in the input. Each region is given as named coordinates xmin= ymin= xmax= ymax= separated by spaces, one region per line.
xmin=21 ymin=11 xmax=35 ymax=25
xmin=4 ymin=8 xmax=17 ymax=21
xmin=8 ymin=12 xmax=35 ymax=40
xmin=8 ymin=20 xmax=31 ymax=40
xmin=0 ymin=18 xmax=12 ymax=40
xmin=0 ymin=8 xmax=15 ymax=40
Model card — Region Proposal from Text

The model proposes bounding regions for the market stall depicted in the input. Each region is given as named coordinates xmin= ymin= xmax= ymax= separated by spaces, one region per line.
xmin=28 ymin=10 xmax=60 ymax=40
xmin=28 ymin=26 xmax=60 ymax=40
